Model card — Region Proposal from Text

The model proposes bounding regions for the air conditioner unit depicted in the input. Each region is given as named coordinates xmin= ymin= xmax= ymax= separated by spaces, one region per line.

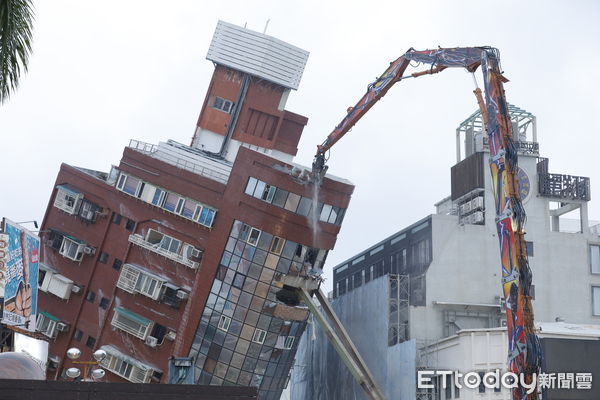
xmin=165 ymin=331 xmax=177 ymax=341
xmin=472 ymin=211 xmax=484 ymax=224
xmin=83 ymin=246 xmax=96 ymax=255
xmin=56 ymin=322 xmax=69 ymax=332
xmin=176 ymin=290 xmax=189 ymax=300
xmin=145 ymin=336 xmax=158 ymax=348
xmin=71 ymin=285 xmax=82 ymax=294
xmin=472 ymin=196 xmax=484 ymax=210
xmin=189 ymin=261 xmax=199 ymax=270
xmin=45 ymin=239 xmax=54 ymax=248
xmin=462 ymin=201 xmax=472 ymax=213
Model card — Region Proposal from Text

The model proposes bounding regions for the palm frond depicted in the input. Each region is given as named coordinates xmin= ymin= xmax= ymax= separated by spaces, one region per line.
xmin=0 ymin=0 xmax=35 ymax=104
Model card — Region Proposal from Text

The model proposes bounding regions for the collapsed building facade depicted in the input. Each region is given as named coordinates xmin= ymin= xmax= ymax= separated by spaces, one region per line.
xmin=37 ymin=21 xmax=353 ymax=399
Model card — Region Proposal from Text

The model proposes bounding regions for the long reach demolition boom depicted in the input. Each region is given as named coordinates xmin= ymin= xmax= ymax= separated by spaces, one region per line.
xmin=312 ymin=47 xmax=542 ymax=400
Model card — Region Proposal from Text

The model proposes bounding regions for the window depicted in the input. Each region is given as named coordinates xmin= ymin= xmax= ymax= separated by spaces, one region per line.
xmin=125 ymin=219 xmax=136 ymax=231
xmin=245 ymin=177 xmax=258 ymax=196
xmin=86 ymin=290 xmax=96 ymax=302
xmin=146 ymin=229 xmax=181 ymax=254
xmin=593 ymin=287 xmax=600 ymax=316
xmin=78 ymin=200 xmax=99 ymax=222
xmin=413 ymin=239 xmax=430 ymax=265
xmin=36 ymin=312 xmax=59 ymax=338
xmin=98 ymin=252 xmax=109 ymax=264
xmin=99 ymin=297 xmax=110 ymax=310
xmin=272 ymin=188 xmax=288 ymax=208
xmin=163 ymin=192 xmax=180 ymax=212
xmin=252 ymin=328 xmax=267 ymax=344
xmin=112 ymin=213 xmax=122 ymax=225
xmin=46 ymin=230 xmax=64 ymax=250
xmin=59 ymin=237 xmax=85 ymax=262
xmin=196 ymin=206 xmax=216 ymax=227
xmin=117 ymin=264 xmax=165 ymax=300
xmin=101 ymin=350 xmax=153 ymax=383
xmin=112 ymin=258 xmax=123 ymax=271
xmin=353 ymin=271 xmax=362 ymax=288
xmin=213 ymin=96 xmax=234 ymax=113
xmin=591 ymin=244 xmax=600 ymax=274
xmin=111 ymin=307 xmax=153 ymax=339
xmin=135 ymin=273 xmax=161 ymax=299
xmin=270 ymin=236 xmax=284 ymax=255
xmin=319 ymin=204 xmax=332 ymax=222
xmin=117 ymin=174 xmax=143 ymax=197
xmin=260 ymin=184 xmax=276 ymax=203
xmin=151 ymin=188 xmax=165 ymax=206
xmin=284 ymin=193 xmax=301 ymax=213
xmin=161 ymin=284 xmax=181 ymax=309
xmin=283 ymin=336 xmax=294 ymax=350
xmin=53 ymin=186 xmax=82 ymax=214
xmin=525 ymin=241 xmax=534 ymax=257
xmin=218 ymin=315 xmax=231 ymax=332
xmin=86 ymin=336 xmax=96 ymax=348
xmin=296 ymin=197 xmax=312 ymax=217
xmin=73 ymin=329 xmax=83 ymax=342
xmin=247 ymin=228 xmax=261 ymax=246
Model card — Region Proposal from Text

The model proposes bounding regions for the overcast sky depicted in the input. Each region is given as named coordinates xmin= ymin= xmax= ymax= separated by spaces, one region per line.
xmin=1 ymin=1 xmax=599 ymax=294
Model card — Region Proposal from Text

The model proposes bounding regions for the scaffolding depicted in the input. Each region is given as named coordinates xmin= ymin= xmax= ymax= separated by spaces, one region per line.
xmin=388 ymin=274 xmax=409 ymax=346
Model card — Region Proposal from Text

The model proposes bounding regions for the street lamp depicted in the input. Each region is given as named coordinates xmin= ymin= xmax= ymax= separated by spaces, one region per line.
xmin=65 ymin=347 xmax=106 ymax=381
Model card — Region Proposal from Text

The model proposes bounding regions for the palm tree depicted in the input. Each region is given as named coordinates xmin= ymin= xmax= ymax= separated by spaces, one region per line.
xmin=0 ymin=0 xmax=34 ymax=104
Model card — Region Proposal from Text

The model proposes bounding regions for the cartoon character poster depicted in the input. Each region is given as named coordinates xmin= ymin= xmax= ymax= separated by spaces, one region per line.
xmin=1 ymin=219 xmax=39 ymax=332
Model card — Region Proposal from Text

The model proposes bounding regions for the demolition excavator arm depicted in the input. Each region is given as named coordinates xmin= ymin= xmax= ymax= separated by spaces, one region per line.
xmin=311 ymin=47 xmax=542 ymax=400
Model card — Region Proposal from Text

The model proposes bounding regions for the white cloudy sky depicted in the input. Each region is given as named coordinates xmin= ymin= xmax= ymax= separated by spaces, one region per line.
xmin=1 ymin=0 xmax=599 ymax=293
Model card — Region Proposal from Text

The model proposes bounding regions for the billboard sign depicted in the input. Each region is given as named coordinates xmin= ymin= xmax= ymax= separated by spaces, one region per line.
xmin=1 ymin=219 xmax=39 ymax=332
xmin=0 ymin=233 xmax=8 ymax=297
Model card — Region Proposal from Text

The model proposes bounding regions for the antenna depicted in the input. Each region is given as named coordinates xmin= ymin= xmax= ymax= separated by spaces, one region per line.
xmin=263 ymin=19 xmax=270 ymax=34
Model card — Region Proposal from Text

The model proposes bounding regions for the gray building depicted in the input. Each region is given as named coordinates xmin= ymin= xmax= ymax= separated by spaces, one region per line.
xmin=291 ymin=105 xmax=600 ymax=399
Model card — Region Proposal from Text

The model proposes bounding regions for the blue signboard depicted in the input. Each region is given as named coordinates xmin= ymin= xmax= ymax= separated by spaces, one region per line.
xmin=2 ymin=219 xmax=39 ymax=332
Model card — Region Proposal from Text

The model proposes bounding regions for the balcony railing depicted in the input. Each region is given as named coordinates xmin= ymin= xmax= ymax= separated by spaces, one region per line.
xmin=128 ymin=234 xmax=199 ymax=269
xmin=129 ymin=139 xmax=157 ymax=154
xmin=128 ymin=139 xmax=231 ymax=184
xmin=538 ymin=173 xmax=591 ymax=201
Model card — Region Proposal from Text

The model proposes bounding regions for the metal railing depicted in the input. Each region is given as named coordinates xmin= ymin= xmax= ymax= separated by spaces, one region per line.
xmin=128 ymin=234 xmax=199 ymax=269
xmin=128 ymin=139 xmax=230 ymax=184
xmin=128 ymin=139 xmax=157 ymax=154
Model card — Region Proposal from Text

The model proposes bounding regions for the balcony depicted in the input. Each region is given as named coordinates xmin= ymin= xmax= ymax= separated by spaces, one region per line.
xmin=128 ymin=234 xmax=199 ymax=269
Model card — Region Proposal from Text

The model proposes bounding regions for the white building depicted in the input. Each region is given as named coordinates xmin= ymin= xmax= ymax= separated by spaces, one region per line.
xmin=292 ymin=105 xmax=600 ymax=400
xmin=421 ymin=322 xmax=600 ymax=400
